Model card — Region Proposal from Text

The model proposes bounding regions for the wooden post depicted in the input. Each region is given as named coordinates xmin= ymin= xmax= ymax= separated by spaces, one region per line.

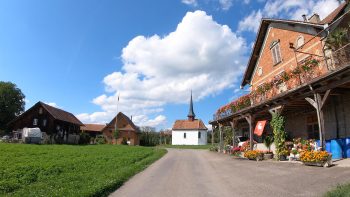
xmin=244 ymin=114 xmax=254 ymax=150
xmin=305 ymin=89 xmax=331 ymax=150
xmin=219 ymin=123 xmax=223 ymax=152
xmin=211 ymin=126 xmax=214 ymax=146
xmin=230 ymin=119 xmax=237 ymax=147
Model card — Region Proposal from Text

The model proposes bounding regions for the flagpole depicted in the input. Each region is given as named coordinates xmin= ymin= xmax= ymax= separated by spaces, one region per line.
xmin=114 ymin=94 xmax=120 ymax=144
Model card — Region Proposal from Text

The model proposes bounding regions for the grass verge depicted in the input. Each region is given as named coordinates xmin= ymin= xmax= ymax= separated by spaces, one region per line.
xmin=0 ymin=143 xmax=166 ymax=196
xmin=325 ymin=183 xmax=350 ymax=197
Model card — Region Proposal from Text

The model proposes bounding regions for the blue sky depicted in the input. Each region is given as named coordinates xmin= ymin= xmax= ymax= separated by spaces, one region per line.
xmin=0 ymin=0 xmax=341 ymax=130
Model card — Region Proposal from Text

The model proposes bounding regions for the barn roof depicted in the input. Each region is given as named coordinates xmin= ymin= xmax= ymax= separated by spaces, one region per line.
xmin=8 ymin=101 xmax=83 ymax=126
xmin=80 ymin=124 xmax=105 ymax=132
xmin=172 ymin=119 xmax=207 ymax=130
xmin=39 ymin=102 xmax=83 ymax=126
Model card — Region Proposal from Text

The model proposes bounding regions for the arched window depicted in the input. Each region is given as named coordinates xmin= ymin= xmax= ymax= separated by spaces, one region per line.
xmin=270 ymin=40 xmax=282 ymax=65
xmin=296 ymin=36 xmax=304 ymax=48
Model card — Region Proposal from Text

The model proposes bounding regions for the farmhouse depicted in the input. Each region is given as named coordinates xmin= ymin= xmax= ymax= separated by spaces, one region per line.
xmin=102 ymin=112 xmax=140 ymax=145
xmin=172 ymin=92 xmax=208 ymax=145
xmin=210 ymin=2 xmax=350 ymax=159
xmin=8 ymin=101 xmax=83 ymax=144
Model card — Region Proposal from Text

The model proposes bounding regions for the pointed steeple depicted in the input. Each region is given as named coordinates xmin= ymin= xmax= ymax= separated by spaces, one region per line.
xmin=187 ymin=91 xmax=196 ymax=121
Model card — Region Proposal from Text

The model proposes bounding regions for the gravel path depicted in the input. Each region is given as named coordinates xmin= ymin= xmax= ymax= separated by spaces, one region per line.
xmin=110 ymin=149 xmax=350 ymax=197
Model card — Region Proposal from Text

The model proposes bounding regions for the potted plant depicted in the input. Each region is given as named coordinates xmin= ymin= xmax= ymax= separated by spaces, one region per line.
xmin=279 ymin=149 xmax=289 ymax=161
xmin=244 ymin=150 xmax=263 ymax=161
xmin=289 ymin=148 xmax=299 ymax=161
xmin=263 ymin=135 xmax=274 ymax=159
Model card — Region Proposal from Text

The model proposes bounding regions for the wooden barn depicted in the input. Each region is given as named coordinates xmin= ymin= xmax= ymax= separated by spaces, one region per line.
xmin=102 ymin=112 xmax=140 ymax=145
xmin=210 ymin=2 xmax=350 ymax=159
xmin=8 ymin=101 xmax=83 ymax=144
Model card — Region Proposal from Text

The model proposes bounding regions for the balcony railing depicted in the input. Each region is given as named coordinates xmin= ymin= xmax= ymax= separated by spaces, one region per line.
xmin=212 ymin=12 xmax=350 ymax=122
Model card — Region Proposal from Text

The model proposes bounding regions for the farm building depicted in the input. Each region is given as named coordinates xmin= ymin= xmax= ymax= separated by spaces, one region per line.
xmin=80 ymin=124 xmax=105 ymax=138
xmin=102 ymin=112 xmax=140 ymax=145
xmin=210 ymin=2 xmax=350 ymax=159
xmin=172 ymin=92 xmax=208 ymax=145
xmin=8 ymin=101 xmax=83 ymax=144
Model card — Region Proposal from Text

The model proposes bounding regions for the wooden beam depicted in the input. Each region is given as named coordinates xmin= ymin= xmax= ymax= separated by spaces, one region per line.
xmin=218 ymin=123 xmax=223 ymax=152
xmin=321 ymin=89 xmax=331 ymax=109
xmin=268 ymin=105 xmax=284 ymax=115
xmin=244 ymin=114 xmax=254 ymax=150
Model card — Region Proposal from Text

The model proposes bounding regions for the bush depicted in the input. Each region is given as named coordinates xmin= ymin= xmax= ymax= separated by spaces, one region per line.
xmin=325 ymin=183 xmax=350 ymax=197
xmin=79 ymin=132 xmax=91 ymax=145
xmin=96 ymin=136 xmax=106 ymax=144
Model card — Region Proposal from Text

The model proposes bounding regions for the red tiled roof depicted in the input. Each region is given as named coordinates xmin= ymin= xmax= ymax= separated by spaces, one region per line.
xmin=172 ymin=119 xmax=207 ymax=130
xmin=81 ymin=124 xmax=105 ymax=132
xmin=320 ymin=2 xmax=347 ymax=24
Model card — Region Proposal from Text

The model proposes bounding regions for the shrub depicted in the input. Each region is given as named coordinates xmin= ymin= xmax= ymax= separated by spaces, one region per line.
xmin=79 ymin=132 xmax=91 ymax=145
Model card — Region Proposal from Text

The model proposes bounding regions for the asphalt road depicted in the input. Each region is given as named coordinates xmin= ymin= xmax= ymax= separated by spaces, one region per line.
xmin=110 ymin=149 xmax=350 ymax=197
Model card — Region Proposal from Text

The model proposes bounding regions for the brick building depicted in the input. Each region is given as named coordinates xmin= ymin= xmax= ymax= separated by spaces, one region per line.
xmin=210 ymin=2 xmax=350 ymax=158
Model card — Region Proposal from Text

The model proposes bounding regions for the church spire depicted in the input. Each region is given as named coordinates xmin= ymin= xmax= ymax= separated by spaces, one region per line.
xmin=187 ymin=91 xmax=195 ymax=121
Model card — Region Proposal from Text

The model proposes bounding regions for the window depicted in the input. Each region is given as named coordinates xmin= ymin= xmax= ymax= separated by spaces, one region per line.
xmin=257 ymin=67 xmax=263 ymax=76
xmin=270 ymin=40 xmax=282 ymax=65
xmin=198 ymin=132 xmax=201 ymax=139
xmin=33 ymin=118 xmax=38 ymax=126
xmin=296 ymin=36 xmax=304 ymax=48
xmin=184 ymin=133 xmax=186 ymax=139
xmin=42 ymin=119 xmax=47 ymax=127
xmin=39 ymin=107 xmax=43 ymax=114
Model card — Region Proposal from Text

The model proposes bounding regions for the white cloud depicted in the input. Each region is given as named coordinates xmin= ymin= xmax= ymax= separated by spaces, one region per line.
xmin=219 ymin=0 xmax=234 ymax=10
xmin=182 ymin=0 xmax=197 ymax=6
xmin=238 ymin=10 xmax=262 ymax=33
xmin=45 ymin=102 xmax=59 ymax=108
xmin=238 ymin=0 xmax=340 ymax=32
xmin=78 ymin=10 xmax=247 ymax=127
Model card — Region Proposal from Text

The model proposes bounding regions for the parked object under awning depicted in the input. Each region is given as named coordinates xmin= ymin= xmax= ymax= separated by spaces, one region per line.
xmin=254 ymin=120 xmax=267 ymax=136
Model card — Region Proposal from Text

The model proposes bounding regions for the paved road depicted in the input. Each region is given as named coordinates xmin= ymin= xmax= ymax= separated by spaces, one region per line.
xmin=110 ymin=149 xmax=350 ymax=197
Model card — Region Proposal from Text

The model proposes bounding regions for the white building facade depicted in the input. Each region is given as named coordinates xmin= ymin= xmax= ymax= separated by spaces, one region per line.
xmin=171 ymin=92 xmax=208 ymax=145
xmin=172 ymin=129 xmax=207 ymax=145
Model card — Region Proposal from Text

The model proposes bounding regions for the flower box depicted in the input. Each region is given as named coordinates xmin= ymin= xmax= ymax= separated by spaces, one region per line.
xmin=301 ymin=151 xmax=332 ymax=167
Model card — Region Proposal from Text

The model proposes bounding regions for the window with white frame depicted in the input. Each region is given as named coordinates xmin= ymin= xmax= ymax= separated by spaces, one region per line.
xmin=33 ymin=118 xmax=38 ymax=126
xmin=270 ymin=40 xmax=282 ymax=65
xmin=198 ymin=132 xmax=201 ymax=139
xmin=184 ymin=133 xmax=186 ymax=139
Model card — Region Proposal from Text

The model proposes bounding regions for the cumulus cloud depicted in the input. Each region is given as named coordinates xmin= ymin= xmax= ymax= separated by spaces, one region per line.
xmin=78 ymin=10 xmax=247 ymax=127
xmin=238 ymin=0 xmax=340 ymax=32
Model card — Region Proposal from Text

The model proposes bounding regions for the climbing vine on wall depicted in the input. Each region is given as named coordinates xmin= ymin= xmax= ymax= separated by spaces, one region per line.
xmin=270 ymin=113 xmax=286 ymax=160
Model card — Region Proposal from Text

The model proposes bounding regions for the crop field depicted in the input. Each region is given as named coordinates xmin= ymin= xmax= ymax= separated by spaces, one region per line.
xmin=0 ymin=143 xmax=166 ymax=196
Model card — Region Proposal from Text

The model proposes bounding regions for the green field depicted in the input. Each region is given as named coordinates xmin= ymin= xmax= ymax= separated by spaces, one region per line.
xmin=0 ymin=143 xmax=166 ymax=196
xmin=158 ymin=144 xmax=212 ymax=149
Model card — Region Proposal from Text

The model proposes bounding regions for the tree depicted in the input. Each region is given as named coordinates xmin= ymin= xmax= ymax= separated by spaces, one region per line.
xmin=0 ymin=81 xmax=25 ymax=133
